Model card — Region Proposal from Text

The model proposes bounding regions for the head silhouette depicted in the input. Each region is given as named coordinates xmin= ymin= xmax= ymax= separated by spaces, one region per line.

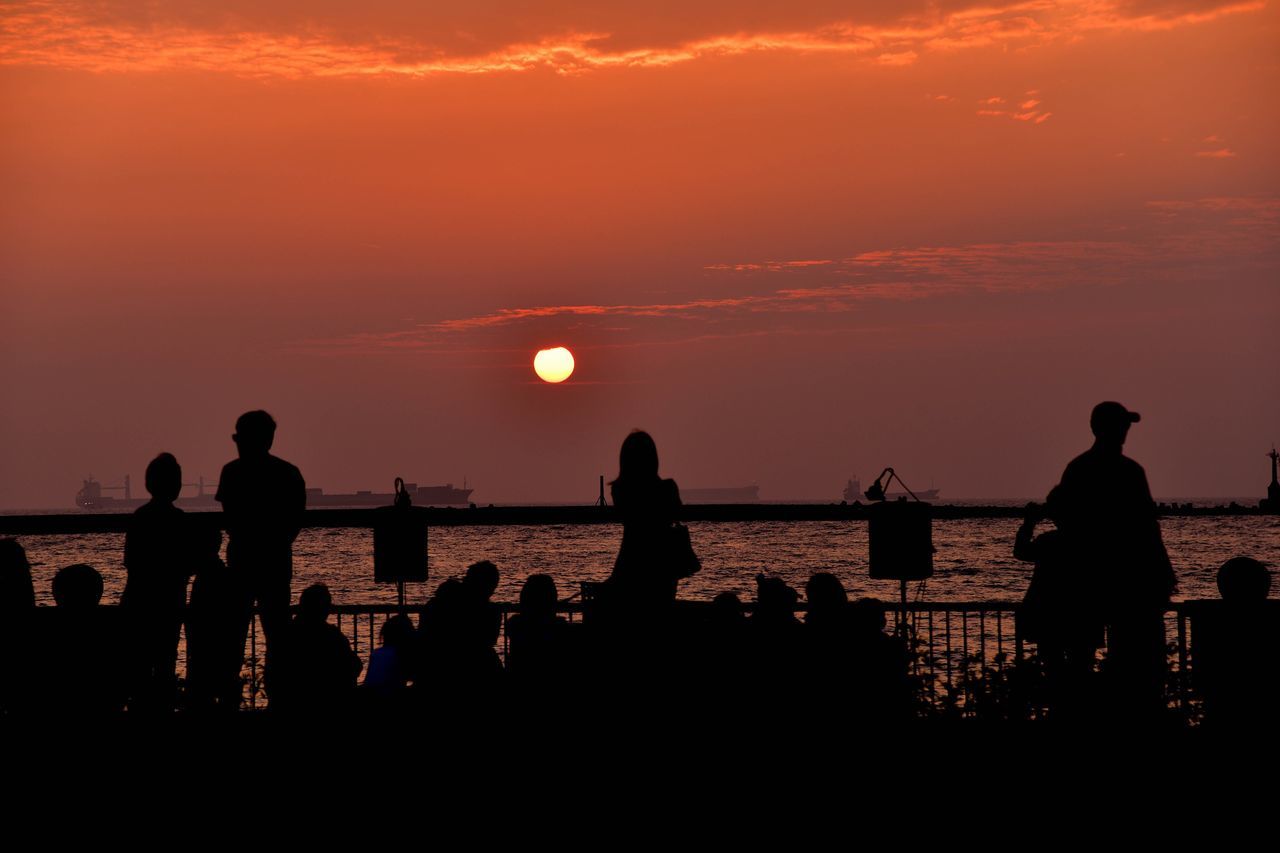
xmin=615 ymin=429 xmax=659 ymax=484
xmin=52 ymin=564 xmax=104 ymax=611
xmin=144 ymin=452 xmax=182 ymax=503
xmin=1217 ymin=557 xmax=1271 ymax=603
xmin=1090 ymin=401 xmax=1140 ymax=450
xmin=380 ymin=613 xmax=416 ymax=648
xmin=464 ymin=560 xmax=500 ymax=600
xmin=806 ymin=572 xmax=848 ymax=613
xmin=519 ymin=573 xmax=558 ymax=617
xmin=233 ymin=410 xmax=277 ymax=459
xmin=710 ymin=591 xmax=745 ymax=625
xmin=755 ymin=574 xmax=798 ymax=617
xmin=298 ymin=583 xmax=333 ymax=623
xmin=850 ymin=597 xmax=888 ymax=634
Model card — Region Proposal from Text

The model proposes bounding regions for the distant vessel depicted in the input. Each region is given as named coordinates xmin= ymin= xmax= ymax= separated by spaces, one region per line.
xmin=681 ymin=485 xmax=760 ymax=504
xmin=306 ymin=481 xmax=474 ymax=507
xmin=843 ymin=477 xmax=940 ymax=503
xmin=75 ymin=475 xmax=218 ymax=510
xmin=77 ymin=475 xmax=475 ymax=509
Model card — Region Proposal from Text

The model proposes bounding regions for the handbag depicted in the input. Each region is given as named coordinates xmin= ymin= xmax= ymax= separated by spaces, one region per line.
xmin=665 ymin=522 xmax=701 ymax=579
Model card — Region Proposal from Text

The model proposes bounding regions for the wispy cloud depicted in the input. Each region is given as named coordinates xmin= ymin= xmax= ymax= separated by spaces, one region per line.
xmin=1195 ymin=147 xmax=1238 ymax=158
xmin=977 ymin=88 xmax=1053 ymax=122
xmin=301 ymin=197 xmax=1277 ymax=356
xmin=0 ymin=1 xmax=1266 ymax=79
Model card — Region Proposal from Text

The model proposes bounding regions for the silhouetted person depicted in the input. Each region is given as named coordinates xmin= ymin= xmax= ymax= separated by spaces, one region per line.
xmin=1014 ymin=489 xmax=1103 ymax=718
xmin=363 ymin=614 xmax=417 ymax=691
xmin=702 ymin=591 xmax=749 ymax=699
xmin=506 ymin=571 xmax=563 ymax=676
xmin=185 ymin=520 xmax=251 ymax=712
xmin=415 ymin=578 xmax=468 ymax=691
xmin=215 ymin=410 xmax=306 ymax=700
xmin=460 ymin=560 xmax=503 ymax=677
xmin=603 ymin=430 xmax=691 ymax=614
xmin=1053 ymin=401 xmax=1175 ymax=719
xmin=847 ymin=597 xmax=912 ymax=721
xmin=748 ymin=575 xmax=804 ymax=708
xmin=0 ymin=539 xmax=36 ymax=715
xmin=1190 ymin=557 xmax=1277 ymax=726
xmin=121 ymin=452 xmax=193 ymax=713
xmin=0 ymin=538 xmax=35 ymax=613
xmin=803 ymin=572 xmax=854 ymax=707
xmin=33 ymin=564 xmax=127 ymax=716
xmin=275 ymin=583 xmax=361 ymax=713
xmin=506 ymin=574 xmax=573 ymax=696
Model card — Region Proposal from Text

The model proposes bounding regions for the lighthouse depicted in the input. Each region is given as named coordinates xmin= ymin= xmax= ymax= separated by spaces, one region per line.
xmin=1263 ymin=447 xmax=1280 ymax=513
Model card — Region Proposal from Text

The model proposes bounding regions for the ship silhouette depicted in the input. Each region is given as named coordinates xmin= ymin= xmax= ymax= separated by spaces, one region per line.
xmin=76 ymin=476 xmax=474 ymax=509
xmin=305 ymin=481 xmax=474 ymax=507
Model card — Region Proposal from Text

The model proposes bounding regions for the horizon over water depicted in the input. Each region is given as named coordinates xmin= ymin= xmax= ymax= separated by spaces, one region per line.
xmin=11 ymin=513 xmax=1278 ymax=608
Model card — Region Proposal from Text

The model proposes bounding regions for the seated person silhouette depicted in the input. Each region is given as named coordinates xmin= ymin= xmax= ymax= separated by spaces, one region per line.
xmin=415 ymin=578 xmax=469 ymax=693
xmin=506 ymin=574 xmax=572 ymax=695
xmin=847 ymin=597 xmax=912 ymax=721
xmin=748 ymin=575 xmax=804 ymax=706
xmin=121 ymin=452 xmax=193 ymax=713
xmin=1190 ymin=557 xmax=1277 ymax=726
xmin=1014 ymin=489 xmax=1103 ymax=717
xmin=364 ymin=614 xmax=417 ymax=692
xmin=803 ymin=572 xmax=854 ymax=706
xmin=460 ymin=560 xmax=503 ymax=679
xmin=274 ymin=583 xmax=362 ymax=713
xmin=33 ymin=564 xmax=127 ymax=717
xmin=0 ymin=538 xmax=35 ymax=613
xmin=698 ymin=591 xmax=748 ymax=705
xmin=0 ymin=539 xmax=36 ymax=715
xmin=185 ymin=520 xmax=251 ymax=712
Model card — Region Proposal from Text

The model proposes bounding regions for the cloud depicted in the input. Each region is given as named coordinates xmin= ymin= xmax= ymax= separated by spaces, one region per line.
xmin=1195 ymin=147 xmax=1238 ymax=158
xmin=0 ymin=0 xmax=1267 ymax=79
xmin=977 ymin=91 xmax=1052 ymax=123
xmin=302 ymin=196 xmax=1277 ymax=356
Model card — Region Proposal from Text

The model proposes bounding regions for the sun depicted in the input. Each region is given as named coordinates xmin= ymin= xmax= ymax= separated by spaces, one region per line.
xmin=533 ymin=346 xmax=575 ymax=383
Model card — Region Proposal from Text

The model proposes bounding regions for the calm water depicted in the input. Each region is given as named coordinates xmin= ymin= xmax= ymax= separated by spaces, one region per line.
xmin=14 ymin=516 xmax=1280 ymax=607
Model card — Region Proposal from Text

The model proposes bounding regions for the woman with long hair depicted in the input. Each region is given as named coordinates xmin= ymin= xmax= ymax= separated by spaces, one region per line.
xmin=604 ymin=430 xmax=688 ymax=612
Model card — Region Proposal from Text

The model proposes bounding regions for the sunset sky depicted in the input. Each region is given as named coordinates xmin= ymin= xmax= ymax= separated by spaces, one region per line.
xmin=2 ymin=0 xmax=1277 ymax=509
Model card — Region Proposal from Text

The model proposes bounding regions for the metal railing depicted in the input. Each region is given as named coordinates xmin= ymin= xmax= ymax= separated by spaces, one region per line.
xmin=226 ymin=600 xmax=1203 ymax=720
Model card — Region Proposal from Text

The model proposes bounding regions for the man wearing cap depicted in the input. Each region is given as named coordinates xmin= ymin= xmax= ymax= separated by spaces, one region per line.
xmin=1053 ymin=401 xmax=1175 ymax=719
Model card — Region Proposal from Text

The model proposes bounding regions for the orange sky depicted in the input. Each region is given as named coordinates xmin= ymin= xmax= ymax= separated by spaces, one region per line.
xmin=1 ymin=0 xmax=1277 ymax=508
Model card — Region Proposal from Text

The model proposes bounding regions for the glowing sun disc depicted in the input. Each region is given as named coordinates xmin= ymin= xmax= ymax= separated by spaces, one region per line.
xmin=533 ymin=347 xmax=575 ymax=383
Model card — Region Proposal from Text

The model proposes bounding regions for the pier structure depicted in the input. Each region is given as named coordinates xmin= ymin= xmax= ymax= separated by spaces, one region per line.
xmin=1263 ymin=447 xmax=1280 ymax=513
xmin=0 ymin=505 xmax=1247 ymax=723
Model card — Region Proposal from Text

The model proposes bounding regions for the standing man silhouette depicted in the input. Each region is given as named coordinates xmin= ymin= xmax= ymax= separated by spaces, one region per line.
xmin=216 ymin=410 xmax=306 ymax=700
xmin=1053 ymin=401 xmax=1175 ymax=719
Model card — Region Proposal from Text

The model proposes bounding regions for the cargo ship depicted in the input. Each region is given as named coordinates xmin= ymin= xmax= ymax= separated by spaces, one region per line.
xmin=843 ymin=477 xmax=939 ymax=503
xmin=76 ymin=476 xmax=474 ymax=509
xmin=305 ymin=481 xmax=474 ymax=507
xmin=75 ymin=475 xmax=219 ymax=510
xmin=681 ymin=485 xmax=759 ymax=503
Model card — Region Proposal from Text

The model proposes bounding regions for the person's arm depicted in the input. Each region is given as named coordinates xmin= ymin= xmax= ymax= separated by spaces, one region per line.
xmin=1135 ymin=466 xmax=1176 ymax=598
xmin=1013 ymin=503 xmax=1042 ymax=563
xmin=287 ymin=466 xmax=306 ymax=544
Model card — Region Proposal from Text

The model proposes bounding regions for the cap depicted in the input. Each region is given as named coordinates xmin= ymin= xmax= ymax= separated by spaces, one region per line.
xmin=1090 ymin=401 xmax=1141 ymax=431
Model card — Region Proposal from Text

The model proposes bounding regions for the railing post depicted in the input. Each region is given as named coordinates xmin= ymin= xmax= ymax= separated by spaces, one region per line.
xmin=1176 ymin=608 xmax=1190 ymax=717
xmin=249 ymin=612 xmax=258 ymax=711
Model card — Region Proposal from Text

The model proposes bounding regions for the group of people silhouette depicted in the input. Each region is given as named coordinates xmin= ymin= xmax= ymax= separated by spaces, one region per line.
xmin=0 ymin=403 xmax=1273 ymax=723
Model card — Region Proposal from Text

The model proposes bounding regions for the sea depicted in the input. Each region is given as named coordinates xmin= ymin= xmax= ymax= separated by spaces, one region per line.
xmin=8 ymin=501 xmax=1278 ymax=608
